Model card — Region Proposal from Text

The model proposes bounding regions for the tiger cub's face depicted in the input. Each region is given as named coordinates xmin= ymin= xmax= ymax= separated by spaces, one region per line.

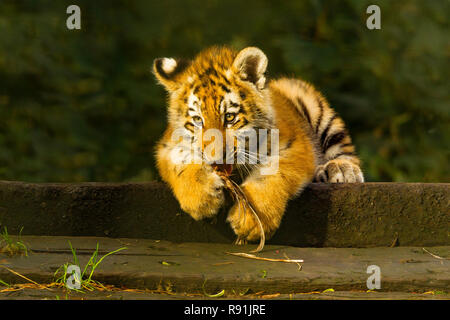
xmin=153 ymin=46 xmax=274 ymax=166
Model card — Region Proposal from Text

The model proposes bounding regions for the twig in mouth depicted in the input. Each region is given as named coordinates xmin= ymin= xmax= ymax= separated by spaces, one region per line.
xmin=215 ymin=169 xmax=265 ymax=253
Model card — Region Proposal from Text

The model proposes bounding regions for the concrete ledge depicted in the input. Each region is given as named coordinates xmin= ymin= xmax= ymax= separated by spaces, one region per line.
xmin=0 ymin=181 xmax=448 ymax=247
xmin=0 ymin=236 xmax=449 ymax=294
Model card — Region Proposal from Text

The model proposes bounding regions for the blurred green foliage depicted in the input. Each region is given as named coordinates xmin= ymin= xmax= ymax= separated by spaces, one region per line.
xmin=0 ymin=0 xmax=448 ymax=182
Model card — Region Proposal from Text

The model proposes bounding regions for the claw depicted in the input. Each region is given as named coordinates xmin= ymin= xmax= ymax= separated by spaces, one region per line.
xmin=234 ymin=237 xmax=247 ymax=245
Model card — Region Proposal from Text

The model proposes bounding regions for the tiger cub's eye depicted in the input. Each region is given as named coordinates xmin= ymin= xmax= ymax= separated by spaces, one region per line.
xmin=193 ymin=116 xmax=203 ymax=126
xmin=225 ymin=113 xmax=236 ymax=123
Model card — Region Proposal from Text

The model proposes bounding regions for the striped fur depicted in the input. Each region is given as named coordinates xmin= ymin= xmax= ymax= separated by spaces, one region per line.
xmin=153 ymin=46 xmax=363 ymax=243
xmin=269 ymin=78 xmax=364 ymax=183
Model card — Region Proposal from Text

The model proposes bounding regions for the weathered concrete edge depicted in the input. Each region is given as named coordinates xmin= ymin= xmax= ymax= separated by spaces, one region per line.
xmin=0 ymin=235 xmax=449 ymax=293
xmin=0 ymin=181 xmax=448 ymax=247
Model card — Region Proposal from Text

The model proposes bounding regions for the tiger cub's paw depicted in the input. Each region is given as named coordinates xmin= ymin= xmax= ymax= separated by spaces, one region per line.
xmin=177 ymin=166 xmax=225 ymax=220
xmin=314 ymin=159 xmax=364 ymax=183
xmin=227 ymin=203 xmax=262 ymax=242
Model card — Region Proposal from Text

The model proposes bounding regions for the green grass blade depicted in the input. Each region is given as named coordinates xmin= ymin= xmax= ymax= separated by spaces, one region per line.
xmin=16 ymin=242 xmax=28 ymax=257
xmin=86 ymin=246 xmax=127 ymax=283
xmin=83 ymin=243 xmax=99 ymax=279
xmin=68 ymin=241 xmax=79 ymax=267
xmin=0 ymin=279 xmax=10 ymax=287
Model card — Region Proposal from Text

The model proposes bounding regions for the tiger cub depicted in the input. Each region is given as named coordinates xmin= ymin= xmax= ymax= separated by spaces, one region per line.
xmin=153 ymin=46 xmax=363 ymax=243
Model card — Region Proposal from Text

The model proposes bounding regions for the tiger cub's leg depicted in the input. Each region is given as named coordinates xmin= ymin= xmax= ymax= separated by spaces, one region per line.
xmin=227 ymin=139 xmax=316 ymax=242
xmin=313 ymin=117 xmax=364 ymax=183
xmin=310 ymin=101 xmax=364 ymax=183
xmin=275 ymin=78 xmax=364 ymax=183
xmin=156 ymin=139 xmax=225 ymax=221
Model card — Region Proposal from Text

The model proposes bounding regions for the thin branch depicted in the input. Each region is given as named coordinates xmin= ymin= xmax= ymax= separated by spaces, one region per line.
xmin=284 ymin=252 xmax=302 ymax=271
xmin=226 ymin=252 xmax=304 ymax=264
xmin=0 ymin=265 xmax=52 ymax=291
xmin=422 ymin=248 xmax=449 ymax=260
xmin=220 ymin=173 xmax=265 ymax=253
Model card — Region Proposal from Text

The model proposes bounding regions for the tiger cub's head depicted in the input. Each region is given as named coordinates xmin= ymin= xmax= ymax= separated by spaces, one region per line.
xmin=153 ymin=46 xmax=274 ymax=168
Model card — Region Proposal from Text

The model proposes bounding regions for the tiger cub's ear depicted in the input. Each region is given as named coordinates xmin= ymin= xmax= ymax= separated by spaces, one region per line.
xmin=232 ymin=47 xmax=268 ymax=90
xmin=152 ymin=57 xmax=191 ymax=91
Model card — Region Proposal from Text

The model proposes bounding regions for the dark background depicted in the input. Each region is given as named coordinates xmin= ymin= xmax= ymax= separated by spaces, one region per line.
xmin=0 ymin=0 xmax=448 ymax=183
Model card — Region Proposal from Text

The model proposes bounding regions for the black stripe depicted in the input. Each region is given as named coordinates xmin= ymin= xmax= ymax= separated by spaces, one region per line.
xmin=220 ymin=84 xmax=230 ymax=93
xmin=333 ymin=151 xmax=356 ymax=158
xmin=193 ymin=86 xmax=200 ymax=94
xmin=319 ymin=114 xmax=338 ymax=147
xmin=155 ymin=59 xmax=169 ymax=78
xmin=184 ymin=122 xmax=195 ymax=133
xmin=315 ymin=98 xmax=324 ymax=133
xmin=155 ymin=58 xmax=189 ymax=79
xmin=222 ymin=76 xmax=231 ymax=85
xmin=323 ymin=131 xmax=347 ymax=152
xmin=227 ymin=105 xmax=244 ymax=116
xmin=284 ymin=136 xmax=296 ymax=150
xmin=235 ymin=118 xmax=249 ymax=129
xmin=297 ymin=97 xmax=311 ymax=125
xmin=205 ymin=67 xmax=218 ymax=77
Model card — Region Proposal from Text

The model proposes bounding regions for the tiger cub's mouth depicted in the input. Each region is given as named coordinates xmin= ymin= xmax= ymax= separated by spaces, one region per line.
xmin=212 ymin=164 xmax=233 ymax=176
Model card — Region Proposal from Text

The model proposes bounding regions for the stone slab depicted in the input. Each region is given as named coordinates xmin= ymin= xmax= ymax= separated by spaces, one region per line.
xmin=0 ymin=236 xmax=448 ymax=295
xmin=0 ymin=181 xmax=448 ymax=247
